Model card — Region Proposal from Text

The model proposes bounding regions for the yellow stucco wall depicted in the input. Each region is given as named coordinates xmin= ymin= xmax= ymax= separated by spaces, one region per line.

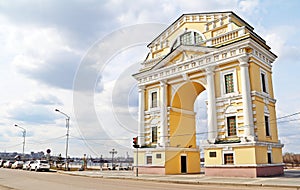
xmin=234 ymin=147 xmax=256 ymax=164
xmin=272 ymin=147 xmax=283 ymax=163
xmin=165 ymin=151 xmax=200 ymax=174
xmin=204 ymin=149 xmax=223 ymax=165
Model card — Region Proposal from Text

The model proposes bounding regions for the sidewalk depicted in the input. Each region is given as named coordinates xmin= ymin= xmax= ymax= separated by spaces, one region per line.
xmin=57 ymin=169 xmax=300 ymax=189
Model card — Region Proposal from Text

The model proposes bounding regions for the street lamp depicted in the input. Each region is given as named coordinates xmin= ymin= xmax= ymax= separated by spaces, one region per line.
xmin=14 ymin=124 xmax=26 ymax=157
xmin=55 ymin=109 xmax=70 ymax=171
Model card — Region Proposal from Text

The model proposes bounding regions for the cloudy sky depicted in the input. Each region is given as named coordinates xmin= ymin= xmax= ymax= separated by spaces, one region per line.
xmin=0 ymin=0 xmax=300 ymax=158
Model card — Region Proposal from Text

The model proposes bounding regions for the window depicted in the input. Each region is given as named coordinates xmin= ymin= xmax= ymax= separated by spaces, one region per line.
xmin=151 ymin=126 xmax=157 ymax=143
xmin=224 ymin=73 xmax=234 ymax=93
xmin=146 ymin=156 xmax=152 ymax=164
xmin=194 ymin=32 xmax=203 ymax=44
xmin=180 ymin=32 xmax=192 ymax=45
xmin=260 ymin=71 xmax=268 ymax=93
xmin=156 ymin=154 xmax=162 ymax=159
xmin=171 ymin=31 xmax=204 ymax=50
xmin=151 ymin=91 xmax=158 ymax=108
xmin=227 ymin=116 xmax=237 ymax=136
xmin=265 ymin=115 xmax=270 ymax=136
xmin=224 ymin=153 xmax=234 ymax=165
xmin=209 ymin=152 xmax=217 ymax=158
xmin=221 ymin=70 xmax=237 ymax=96
xmin=267 ymin=152 xmax=272 ymax=164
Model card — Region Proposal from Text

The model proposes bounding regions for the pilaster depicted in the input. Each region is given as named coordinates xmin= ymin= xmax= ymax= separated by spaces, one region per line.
xmin=160 ymin=81 xmax=168 ymax=147
xmin=238 ymin=56 xmax=255 ymax=140
xmin=138 ymin=85 xmax=145 ymax=146
xmin=206 ymin=66 xmax=218 ymax=142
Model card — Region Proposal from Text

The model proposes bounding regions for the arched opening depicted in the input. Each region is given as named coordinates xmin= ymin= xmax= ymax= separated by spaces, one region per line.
xmin=169 ymin=81 xmax=206 ymax=150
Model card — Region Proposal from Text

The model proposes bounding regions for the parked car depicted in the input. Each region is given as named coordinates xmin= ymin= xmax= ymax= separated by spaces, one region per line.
xmin=11 ymin=161 xmax=24 ymax=169
xmin=22 ymin=160 xmax=34 ymax=170
xmin=3 ymin=160 xmax=14 ymax=168
xmin=30 ymin=160 xmax=50 ymax=172
xmin=0 ymin=160 xmax=6 ymax=167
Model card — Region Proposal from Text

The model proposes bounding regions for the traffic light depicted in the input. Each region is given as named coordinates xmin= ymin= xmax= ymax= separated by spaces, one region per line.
xmin=133 ymin=136 xmax=139 ymax=148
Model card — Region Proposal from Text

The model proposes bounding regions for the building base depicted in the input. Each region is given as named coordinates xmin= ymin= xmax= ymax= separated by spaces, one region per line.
xmin=205 ymin=165 xmax=284 ymax=178
xmin=135 ymin=166 xmax=165 ymax=175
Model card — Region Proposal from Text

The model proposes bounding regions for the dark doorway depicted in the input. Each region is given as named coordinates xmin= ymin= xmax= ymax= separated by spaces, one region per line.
xmin=181 ymin=155 xmax=187 ymax=173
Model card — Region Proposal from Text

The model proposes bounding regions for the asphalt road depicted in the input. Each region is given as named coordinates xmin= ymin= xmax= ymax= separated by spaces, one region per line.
xmin=0 ymin=168 xmax=294 ymax=190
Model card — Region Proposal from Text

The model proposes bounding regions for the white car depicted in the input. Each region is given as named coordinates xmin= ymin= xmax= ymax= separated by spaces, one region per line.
xmin=22 ymin=160 xmax=34 ymax=170
xmin=3 ymin=160 xmax=14 ymax=168
xmin=11 ymin=161 xmax=24 ymax=169
xmin=30 ymin=160 xmax=50 ymax=172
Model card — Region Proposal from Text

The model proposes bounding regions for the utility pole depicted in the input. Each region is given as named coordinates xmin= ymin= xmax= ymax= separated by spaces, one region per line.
xmin=109 ymin=149 xmax=117 ymax=169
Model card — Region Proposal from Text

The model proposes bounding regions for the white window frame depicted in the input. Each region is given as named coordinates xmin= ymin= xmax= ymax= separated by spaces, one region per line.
xmin=145 ymin=154 xmax=152 ymax=165
xmin=220 ymin=69 xmax=238 ymax=97
xmin=264 ymin=105 xmax=271 ymax=137
xmin=148 ymin=88 xmax=159 ymax=110
xmin=225 ymin=114 xmax=238 ymax=137
xmin=267 ymin=150 xmax=272 ymax=164
xmin=151 ymin=126 xmax=158 ymax=143
xmin=264 ymin=114 xmax=271 ymax=137
xmin=260 ymin=69 xmax=269 ymax=94
xmin=222 ymin=151 xmax=235 ymax=165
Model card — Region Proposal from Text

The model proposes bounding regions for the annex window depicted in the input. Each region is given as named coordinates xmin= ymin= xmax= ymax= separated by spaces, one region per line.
xmin=146 ymin=155 xmax=152 ymax=164
xmin=265 ymin=115 xmax=270 ymax=136
xmin=224 ymin=153 xmax=234 ymax=165
xmin=224 ymin=73 xmax=234 ymax=93
xmin=267 ymin=152 xmax=272 ymax=164
xmin=227 ymin=116 xmax=237 ymax=136
xmin=151 ymin=91 xmax=158 ymax=108
xmin=260 ymin=70 xmax=268 ymax=94
xmin=209 ymin=152 xmax=217 ymax=158
xmin=156 ymin=154 xmax=162 ymax=159
xmin=151 ymin=126 xmax=158 ymax=143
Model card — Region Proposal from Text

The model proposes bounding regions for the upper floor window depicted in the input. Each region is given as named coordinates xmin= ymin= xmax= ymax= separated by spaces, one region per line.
xmin=260 ymin=70 xmax=268 ymax=94
xmin=171 ymin=31 xmax=204 ymax=50
xmin=221 ymin=69 xmax=237 ymax=96
xmin=224 ymin=73 xmax=234 ymax=93
xmin=148 ymin=89 xmax=159 ymax=110
xmin=265 ymin=115 xmax=270 ymax=136
xmin=151 ymin=91 xmax=158 ymax=108
xmin=151 ymin=126 xmax=158 ymax=143
xmin=227 ymin=116 xmax=237 ymax=136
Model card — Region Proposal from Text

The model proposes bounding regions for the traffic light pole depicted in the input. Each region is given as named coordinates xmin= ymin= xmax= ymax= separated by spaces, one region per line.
xmin=136 ymin=147 xmax=138 ymax=177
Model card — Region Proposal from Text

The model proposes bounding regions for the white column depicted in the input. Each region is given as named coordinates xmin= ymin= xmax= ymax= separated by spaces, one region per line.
xmin=238 ymin=56 xmax=255 ymax=139
xmin=206 ymin=67 xmax=217 ymax=142
xmin=138 ymin=86 xmax=145 ymax=146
xmin=160 ymin=81 xmax=168 ymax=147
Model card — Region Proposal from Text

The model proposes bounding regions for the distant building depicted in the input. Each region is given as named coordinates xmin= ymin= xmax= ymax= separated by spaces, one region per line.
xmin=133 ymin=12 xmax=283 ymax=177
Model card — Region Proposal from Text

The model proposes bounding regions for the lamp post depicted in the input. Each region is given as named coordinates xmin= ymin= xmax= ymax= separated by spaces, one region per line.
xmin=55 ymin=109 xmax=70 ymax=171
xmin=14 ymin=124 xmax=26 ymax=157
xmin=109 ymin=149 xmax=117 ymax=169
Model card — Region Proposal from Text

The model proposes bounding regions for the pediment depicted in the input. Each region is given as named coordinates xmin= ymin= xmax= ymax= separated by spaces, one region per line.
xmin=151 ymin=45 xmax=216 ymax=70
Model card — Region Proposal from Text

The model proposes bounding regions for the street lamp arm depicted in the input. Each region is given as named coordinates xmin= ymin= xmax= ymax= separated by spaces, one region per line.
xmin=55 ymin=109 xmax=70 ymax=119
xmin=14 ymin=124 xmax=26 ymax=132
